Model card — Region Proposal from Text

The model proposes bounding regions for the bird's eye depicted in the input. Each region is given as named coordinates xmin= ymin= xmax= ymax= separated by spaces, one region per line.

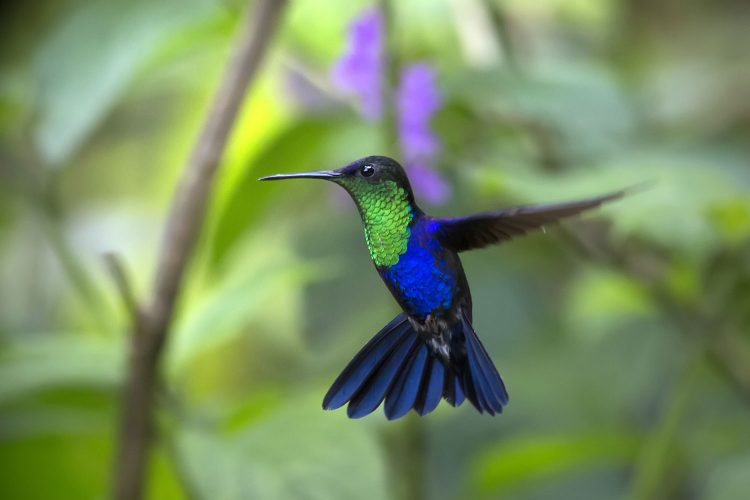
xmin=360 ymin=164 xmax=375 ymax=177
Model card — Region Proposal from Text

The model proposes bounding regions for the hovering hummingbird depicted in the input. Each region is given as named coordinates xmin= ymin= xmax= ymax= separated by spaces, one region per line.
xmin=260 ymin=156 xmax=624 ymax=420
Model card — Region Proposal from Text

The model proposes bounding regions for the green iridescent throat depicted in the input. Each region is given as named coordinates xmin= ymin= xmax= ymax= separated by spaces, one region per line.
xmin=340 ymin=179 xmax=413 ymax=267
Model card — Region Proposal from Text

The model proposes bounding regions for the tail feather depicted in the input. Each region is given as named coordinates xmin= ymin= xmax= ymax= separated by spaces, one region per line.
xmin=322 ymin=312 xmax=508 ymax=419
xmin=347 ymin=333 xmax=418 ymax=418
xmin=460 ymin=314 xmax=509 ymax=414
xmin=465 ymin=338 xmax=497 ymax=414
xmin=384 ymin=344 xmax=429 ymax=420
xmin=454 ymin=376 xmax=466 ymax=406
xmin=443 ymin=370 xmax=456 ymax=406
xmin=461 ymin=370 xmax=485 ymax=414
xmin=414 ymin=358 xmax=444 ymax=415
xmin=443 ymin=369 xmax=466 ymax=408
xmin=323 ymin=314 xmax=412 ymax=410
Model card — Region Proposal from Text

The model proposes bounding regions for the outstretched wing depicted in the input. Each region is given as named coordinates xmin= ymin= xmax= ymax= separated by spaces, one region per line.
xmin=434 ymin=190 xmax=624 ymax=252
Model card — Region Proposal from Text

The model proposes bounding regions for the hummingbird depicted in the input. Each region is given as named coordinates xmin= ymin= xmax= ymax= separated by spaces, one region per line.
xmin=260 ymin=156 xmax=624 ymax=420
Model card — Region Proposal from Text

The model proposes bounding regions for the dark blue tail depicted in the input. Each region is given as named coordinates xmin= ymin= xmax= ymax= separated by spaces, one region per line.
xmin=322 ymin=313 xmax=508 ymax=419
xmin=458 ymin=313 xmax=509 ymax=415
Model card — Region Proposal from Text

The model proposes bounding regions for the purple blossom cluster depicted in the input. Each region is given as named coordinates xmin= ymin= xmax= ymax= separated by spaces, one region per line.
xmin=331 ymin=7 xmax=384 ymax=121
xmin=395 ymin=65 xmax=449 ymax=203
xmin=331 ymin=7 xmax=450 ymax=204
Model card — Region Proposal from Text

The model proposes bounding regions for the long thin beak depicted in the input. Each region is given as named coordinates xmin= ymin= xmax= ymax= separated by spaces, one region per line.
xmin=258 ymin=170 xmax=341 ymax=181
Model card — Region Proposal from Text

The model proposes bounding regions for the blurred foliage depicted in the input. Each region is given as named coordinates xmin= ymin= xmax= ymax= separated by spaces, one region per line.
xmin=1 ymin=0 xmax=749 ymax=499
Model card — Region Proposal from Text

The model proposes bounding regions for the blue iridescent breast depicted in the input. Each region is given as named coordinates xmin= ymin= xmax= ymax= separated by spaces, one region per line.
xmin=382 ymin=218 xmax=457 ymax=320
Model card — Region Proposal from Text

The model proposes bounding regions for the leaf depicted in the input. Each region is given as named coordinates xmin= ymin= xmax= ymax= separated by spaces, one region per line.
xmin=167 ymin=231 xmax=331 ymax=375
xmin=209 ymin=117 xmax=356 ymax=268
xmin=447 ymin=64 xmax=636 ymax=160
xmin=470 ymin=431 xmax=640 ymax=495
xmin=709 ymin=197 xmax=750 ymax=246
xmin=176 ymin=394 xmax=389 ymax=500
xmin=565 ymin=267 xmax=654 ymax=338
xmin=0 ymin=431 xmax=113 ymax=499
xmin=0 ymin=404 xmax=111 ymax=439
xmin=0 ymin=335 xmax=124 ymax=404
xmin=32 ymin=0 xmax=219 ymax=165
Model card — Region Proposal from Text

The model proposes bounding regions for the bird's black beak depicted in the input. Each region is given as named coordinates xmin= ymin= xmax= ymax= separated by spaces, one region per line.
xmin=258 ymin=170 xmax=341 ymax=181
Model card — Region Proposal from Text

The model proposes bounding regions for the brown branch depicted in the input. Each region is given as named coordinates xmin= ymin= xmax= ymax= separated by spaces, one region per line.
xmin=111 ymin=1 xmax=289 ymax=499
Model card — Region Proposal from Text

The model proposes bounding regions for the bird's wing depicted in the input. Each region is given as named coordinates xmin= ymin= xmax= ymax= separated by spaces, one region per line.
xmin=434 ymin=190 xmax=625 ymax=252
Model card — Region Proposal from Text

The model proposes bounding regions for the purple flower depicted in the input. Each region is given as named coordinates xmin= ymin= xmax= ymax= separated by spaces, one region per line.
xmin=331 ymin=9 xmax=450 ymax=204
xmin=396 ymin=64 xmax=450 ymax=203
xmin=331 ymin=8 xmax=384 ymax=120
xmin=396 ymin=64 xmax=442 ymax=162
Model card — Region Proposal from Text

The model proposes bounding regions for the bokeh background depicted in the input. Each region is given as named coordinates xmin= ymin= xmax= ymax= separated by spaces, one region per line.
xmin=1 ymin=0 xmax=750 ymax=499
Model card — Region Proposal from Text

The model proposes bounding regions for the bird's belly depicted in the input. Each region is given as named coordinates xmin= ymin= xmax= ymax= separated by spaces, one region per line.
xmin=382 ymin=243 xmax=457 ymax=320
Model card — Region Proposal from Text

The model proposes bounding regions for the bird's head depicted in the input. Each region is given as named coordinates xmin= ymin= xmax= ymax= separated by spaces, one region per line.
xmin=259 ymin=156 xmax=416 ymax=207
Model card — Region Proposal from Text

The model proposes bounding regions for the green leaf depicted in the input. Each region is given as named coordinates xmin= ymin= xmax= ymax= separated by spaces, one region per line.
xmin=447 ymin=64 xmax=635 ymax=160
xmin=176 ymin=395 xmax=389 ymax=500
xmin=209 ymin=117 xmax=357 ymax=268
xmin=709 ymin=197 xmax=750 ymax=245
xmin=0 ymin=403 xmax=111 ymax=439
xmin=32 ymin=0 xmax=219 ymax=165
xmin=0 ymin=335 xmax=124 ymax=404
xmin=0 ymin=432 xmax=113 ymax=499
xmin=168 ymin=231 xmax=331 ymax=375
xmin=471 ymin=430 xmax=640 ymax=495
xmin=565 ymin=267 xmax=653 ymax=338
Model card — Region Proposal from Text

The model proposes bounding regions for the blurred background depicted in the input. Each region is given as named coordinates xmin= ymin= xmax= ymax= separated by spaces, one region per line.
xmin=1 ymin=0 xmax=750 ymax=499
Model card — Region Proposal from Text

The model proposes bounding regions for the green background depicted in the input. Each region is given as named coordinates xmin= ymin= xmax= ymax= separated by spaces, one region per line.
xmin=1 ymin=0 xmax=749 ymax=499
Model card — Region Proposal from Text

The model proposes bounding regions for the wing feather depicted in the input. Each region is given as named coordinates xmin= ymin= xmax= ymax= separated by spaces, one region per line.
xmin=435 ymin=191 xmax=624 ymax=252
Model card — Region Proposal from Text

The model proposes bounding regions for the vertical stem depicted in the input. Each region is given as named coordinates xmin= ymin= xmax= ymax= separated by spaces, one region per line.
xmin=111 ymin=2 xmax=288 ymax=499
xmin=402 ymin=415 xmax=428 ymax=500
xmin=383 ymin=415 xmax=428 ymax=500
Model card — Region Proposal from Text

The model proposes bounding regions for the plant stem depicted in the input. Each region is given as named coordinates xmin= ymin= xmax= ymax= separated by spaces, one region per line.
xmin=383 ymin=415 xmax=429 ymax=500
xmin=111 ymin=2 xmax=288 ymax=499
xmin=403 ymin=415 xmax=428 ymax=500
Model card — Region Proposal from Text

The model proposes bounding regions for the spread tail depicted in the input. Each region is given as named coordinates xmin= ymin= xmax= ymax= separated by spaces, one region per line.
xmin=456 ymin=313 xmax=509 ymax=415
xmin=322 ymin=312 xmax=509 ymax=419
